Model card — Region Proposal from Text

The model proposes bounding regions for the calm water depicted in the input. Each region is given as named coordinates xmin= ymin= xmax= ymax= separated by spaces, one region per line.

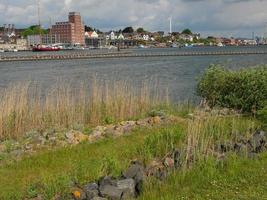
xmin=0 ymin=46 xmax=267 ymax=102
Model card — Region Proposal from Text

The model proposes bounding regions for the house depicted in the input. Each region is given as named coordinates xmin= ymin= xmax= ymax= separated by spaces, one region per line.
xmin=85 ymin=31 xmax=99 ymax=39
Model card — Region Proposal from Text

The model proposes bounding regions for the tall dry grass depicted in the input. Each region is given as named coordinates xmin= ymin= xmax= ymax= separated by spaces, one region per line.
xmin=184 ymin=110 xmax=260 ymax=167
xmin=0 ymin=79 xmax=169 ymax=140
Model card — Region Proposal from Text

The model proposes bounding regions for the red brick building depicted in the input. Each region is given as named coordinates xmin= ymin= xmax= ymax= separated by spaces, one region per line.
xmin=51 ymin=12 xmax=85 ymax=45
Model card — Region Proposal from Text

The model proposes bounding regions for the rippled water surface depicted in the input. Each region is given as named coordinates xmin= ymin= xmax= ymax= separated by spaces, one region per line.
xmin=0 ymin=46 xmax=267 ymax=102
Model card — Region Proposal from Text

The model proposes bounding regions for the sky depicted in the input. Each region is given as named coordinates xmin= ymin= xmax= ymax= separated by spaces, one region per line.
xmin=0 ymin=0 xmax=267 ymax=38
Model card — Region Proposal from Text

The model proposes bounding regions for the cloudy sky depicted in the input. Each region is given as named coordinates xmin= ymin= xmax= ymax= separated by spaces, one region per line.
xmin=0 ymin=0 xmax=267 ymax=37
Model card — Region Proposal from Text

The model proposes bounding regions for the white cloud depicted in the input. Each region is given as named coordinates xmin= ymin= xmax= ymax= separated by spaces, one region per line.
xmin=0 ymin=0 xmax=266 ymax=37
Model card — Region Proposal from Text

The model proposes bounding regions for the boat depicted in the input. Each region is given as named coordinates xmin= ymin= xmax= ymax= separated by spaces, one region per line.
xmin=32 ymin=45 xmax=60 ymax=52
xmin=0 ymin=49 xmax=4 ymax=53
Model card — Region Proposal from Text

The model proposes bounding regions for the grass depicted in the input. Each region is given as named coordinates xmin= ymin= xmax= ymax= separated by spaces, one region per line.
xmin=0 ymin=110 xmax=263 ymax=200
xmin=139 ymin=153 xmax=267 ymax=200
xmin=0 ymin=124 xmax=184 ymax=200
xmin=0 ymin=79 xmax=169 ymax=140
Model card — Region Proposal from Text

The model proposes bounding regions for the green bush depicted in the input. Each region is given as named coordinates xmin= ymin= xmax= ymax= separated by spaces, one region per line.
xmin=257 ymin=105 xmax=267 ymax=127
xmin=197 ymin=65 xmax=267 ymax=113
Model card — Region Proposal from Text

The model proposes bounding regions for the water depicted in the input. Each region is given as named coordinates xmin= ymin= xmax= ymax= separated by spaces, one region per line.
xmin=0 ymin=46 xmax=267 ymax=102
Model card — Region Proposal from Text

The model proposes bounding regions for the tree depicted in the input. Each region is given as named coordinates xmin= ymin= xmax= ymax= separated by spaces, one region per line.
xmin=84 ymin=25 xmax=93 ymax=32
xmin=182 ymin=28 xmax=192 ymax=35
xmin=136 ymin=27 xmax=146 ymax=33
xmin=21 ymin=25 xmax=48 ymax=37
xmin=122 ymin=27 xmax=134 ymax=33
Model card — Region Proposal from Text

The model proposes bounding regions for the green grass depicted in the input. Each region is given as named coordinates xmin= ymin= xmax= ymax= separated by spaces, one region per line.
xmin=139 ymin=153 xmax=267 ymax=200
xmin=0 ymin=113 xmax=264 ymax=200
xmin=0 ymin=124 xmax=184 ymax=200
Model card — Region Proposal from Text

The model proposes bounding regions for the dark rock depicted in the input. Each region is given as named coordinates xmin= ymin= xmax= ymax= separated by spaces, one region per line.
xmin=92 ymin=197 xmax=108 ymax=200
xmin=122 ymin=161 xmax=144 ymax=196
xmin=122 ymin=162 xmax=144 ymax=183
xmin=83 ymin=183 xmax=99 ymax=200
xmin=216 ymin=142 xmax=233 ymax=153
xmin=173 ymin=149 xmax=181 ymax=168
xmin=116 ymin=178 xmax=136 ymax=199
xmin=155 ymin=168 xmax=168 ymax=181
xmin=248 ymin=130 xmax=266 ymax=153
xmin=234 ymin=143 xmax=248 ymax=155
xmin=99 ymin=185 xmax=123 ymax=200
xmin=99 ymin=176 xmax=117 ymax=188
xmin=135 ymin=180 xmax=143 ymax=196
xmin=248 ymin=152 xmax=258 ymax=159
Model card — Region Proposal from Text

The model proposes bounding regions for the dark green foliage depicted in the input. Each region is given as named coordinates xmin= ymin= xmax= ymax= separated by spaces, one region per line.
xmin=137 ymin=27 xmax=146 ymax=33
xmin=181 ymin=28 xmax=192 ymax=35
xmin=122 ymin=26 xmax=134 ymax=33
xmin=257 ymin=105 xmax=267 ymax=127
xmin=197 ymin=65 xmax=267 ymax=113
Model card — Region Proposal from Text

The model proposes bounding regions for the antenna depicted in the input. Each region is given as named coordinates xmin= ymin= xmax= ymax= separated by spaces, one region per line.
xmin=169 ymin=17 xmax=172 ymax=35
xmin=37 ymin=0 xmax=41 ymax=27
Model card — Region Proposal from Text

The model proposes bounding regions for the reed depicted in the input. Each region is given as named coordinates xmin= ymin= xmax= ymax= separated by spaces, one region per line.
xmin=184 ymin=110 xmax=260 ymax=167
xmin=0 ymin=79 xmax=168 ymax=140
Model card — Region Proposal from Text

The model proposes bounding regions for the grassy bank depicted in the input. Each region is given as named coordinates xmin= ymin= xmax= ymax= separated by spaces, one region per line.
xmin=139 ymin=153 xmax=267 ymax=200
xmin=0 ymin=110 xmax=262 ymax=200
xmin=0 ymin=66 xmax=266 ymax=200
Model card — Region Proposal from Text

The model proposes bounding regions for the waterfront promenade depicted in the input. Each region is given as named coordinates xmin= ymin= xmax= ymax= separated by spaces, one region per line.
xmin=1 ymin=48 xmax=267 ymax=62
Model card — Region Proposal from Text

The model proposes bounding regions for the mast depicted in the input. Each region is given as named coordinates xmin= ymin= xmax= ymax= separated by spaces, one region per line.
xmin=169 ymin=17 xmax=172 ymax=35
xmin=37 ymin=0 xmax=42 ymax=45
xmin=49 ymin=17 xmax=52 ymax=45
xmin=37 ymin=0 xmax=41 ymax=28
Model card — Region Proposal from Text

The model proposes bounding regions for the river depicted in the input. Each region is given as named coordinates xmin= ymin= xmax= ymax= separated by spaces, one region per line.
xmin=0 ymin=46 xmax=267 ymax=102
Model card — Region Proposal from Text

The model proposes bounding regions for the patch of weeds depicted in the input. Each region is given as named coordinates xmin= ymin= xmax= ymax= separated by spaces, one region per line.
xmin=148 ymin=109 xmax=166 ymax=118
xmin=26 ymin=183 xmax=40 ymax=199
xmin=83 ymin=127 xmax=93 ymax=135
xmin=104 ymin=116 xmax=115 ymax=125
xmin=71 ymin=124 xmax=84 ymax=131
xmin=139 ymin=126 xmax=183 ymax=160
xmin=3 ymin=140 xmax=14 ymax=153
xmin=99 ymin=156 xmax=120 ymax=176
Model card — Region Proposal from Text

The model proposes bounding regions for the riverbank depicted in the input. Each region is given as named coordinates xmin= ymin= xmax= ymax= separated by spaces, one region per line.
xmin=0 ymin=66 xmax=266 ymax=200
xmin=0 ymin=106 xmax=266 ymax=200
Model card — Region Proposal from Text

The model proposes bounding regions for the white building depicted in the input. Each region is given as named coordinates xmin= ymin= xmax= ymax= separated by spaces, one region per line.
xmin=85 ymin=31 xmax=99 ymax=39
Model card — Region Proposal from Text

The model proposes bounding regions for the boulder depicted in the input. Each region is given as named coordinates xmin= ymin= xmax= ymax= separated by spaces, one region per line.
xmin=215 ymin=142 xmax=233 ymax=153
xmin=99 ymin=176 xmax=117 ymax=188
xmin=88 ymin=131 xmax=104 ymax=142
xmin=122 ymin=162 xmax=144 ymax=183
xmin=65 ymin=130 xmax=89 ymax=145
xmin=249 ymin=130 xmax=266 ymax=153
xmin=122 ymin=161 xmax=144 ymax=195
xmin=116 ymin=178 xmax=136 ymax=198
xmin=148 ymin=116 xmax=161 ymax=125
xmin=83 ymin=183 xmax=99 ymax=200
xmin=92 ymin=197 xmax=108 ymax=200
xmin=163 ymin=157 xmax=174 ymax=168
xmin=99 ymin=185 xmax=123 ymax=200
xmin=71 ymin=187 xmax=87 ymax=200
xmin=234 ymin=142 xmax=248 ymax=155
xmin=146 ymin=160 xmax=167 ymax=180
xmin=173 ymin=149 xmax=181 ymax=168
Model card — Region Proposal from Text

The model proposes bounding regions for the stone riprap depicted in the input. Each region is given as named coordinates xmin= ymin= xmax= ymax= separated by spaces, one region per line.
xmin=0 ymin=115 xmax=178 ymax=162
xmin=68 ymin=129 xmax=267 ymax=200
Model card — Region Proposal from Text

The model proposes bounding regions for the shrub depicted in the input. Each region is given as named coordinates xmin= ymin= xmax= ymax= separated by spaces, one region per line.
xmin=257 ymin=105 xmax=267 ymax=127
xmin=197 ymin=65 xmax=267 ymax=113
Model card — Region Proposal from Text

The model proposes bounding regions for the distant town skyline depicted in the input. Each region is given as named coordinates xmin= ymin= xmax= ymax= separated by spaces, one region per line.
xmin=0 ymin=0 xmax=267 ymax=38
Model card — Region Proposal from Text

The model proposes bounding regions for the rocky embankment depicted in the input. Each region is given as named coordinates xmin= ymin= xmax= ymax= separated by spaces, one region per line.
xmin=66 ymin=129 xmax=266 ymax=200
xmin=0 ymin=115 xmax=179 ymax=162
